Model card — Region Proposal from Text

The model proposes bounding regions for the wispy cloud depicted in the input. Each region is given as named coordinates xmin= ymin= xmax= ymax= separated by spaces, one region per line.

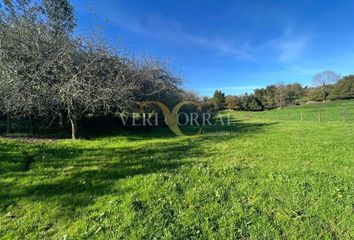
xmin=107 ymin=13 xmax=252 ymax=59
xmin=172 ymin=33 xmax=252 ymax=59
xmin=103 ymin=9 xmax=311 ymax=63
xmin=277 ymin=36 xmax=309 ymax=62
xmin=265 ymin=26 xmax=311 ymax=63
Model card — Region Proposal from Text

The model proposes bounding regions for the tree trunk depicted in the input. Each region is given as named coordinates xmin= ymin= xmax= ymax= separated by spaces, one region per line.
xmin=70 ymin=118 xmax=77 ymax=140
xmin=59 ymin=113 xmax=63 ymax=128
xmin=29 ymin=115 xmax=34 ymax=133
xmin=6 ymin=113 xmax=11 ymax=134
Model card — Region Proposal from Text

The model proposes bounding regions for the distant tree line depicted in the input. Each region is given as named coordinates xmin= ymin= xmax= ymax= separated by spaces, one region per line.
xmin=207 ymin=71 xmax=354 ymax=111
xmin=0 ymin=0 xmax=196 ymax=139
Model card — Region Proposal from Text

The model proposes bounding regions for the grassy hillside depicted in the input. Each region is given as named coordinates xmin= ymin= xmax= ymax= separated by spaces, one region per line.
xmin=235 ymin=100 xmax=354 ymax=122
xmin=0 ymin=101 xmax=353 ymax=239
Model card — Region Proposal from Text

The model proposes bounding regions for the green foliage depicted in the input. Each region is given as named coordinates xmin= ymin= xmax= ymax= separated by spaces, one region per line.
xmin=254 ymin=85 xmax=278 ymax=109
xmin=243 ymin=95 xmax=264 ymax=111
xmin=225 ymin=95 xmax=241 ymax=110
xmin=307 ymin=87 xmax=323 ymax=102
xmin=253 ymin=83 xmax=304 ymax=110
xmin=227 ymin=83 xmax=305 ymax=112
xmin=212 ymin=90 xmax=225 ymax=110
xmin=223 ymin=74 xmax=354 ymax=112
xmin=331 ymin=75 xmax=354 ymax=100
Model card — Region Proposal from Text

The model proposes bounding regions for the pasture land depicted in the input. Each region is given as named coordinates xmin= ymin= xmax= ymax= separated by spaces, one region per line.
xmin=237 ymin=100 xmax=354 ymax=122
xmin=0 ymin=101 xmax=353 ymax=239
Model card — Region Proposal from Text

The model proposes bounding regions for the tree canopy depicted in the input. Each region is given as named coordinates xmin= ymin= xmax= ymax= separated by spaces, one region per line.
xmin=222 ymin=72 xmax=353 ymax=111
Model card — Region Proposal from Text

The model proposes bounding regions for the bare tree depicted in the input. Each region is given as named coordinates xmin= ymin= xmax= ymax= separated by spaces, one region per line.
xmin=53 ymin=38 xmax=140 ymax=139
xmin=313 ymin=70 xmax=340 ymax=102
xmin=0 ymin=0 xmax=77 ymax=130
xmin=0 ymin=0 xmax=189 ymax=139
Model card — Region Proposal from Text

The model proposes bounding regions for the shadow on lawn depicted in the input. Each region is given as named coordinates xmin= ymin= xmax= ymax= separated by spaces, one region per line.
xmin=94 ymin=117 xmax=278 ymax=141
xmin=0 ymin=113 xmax=277 ymax=141
xmin=0 ymin=118 xmax=277 ymax=211
xmin=0 ymin=141 xmax=204 ymax=205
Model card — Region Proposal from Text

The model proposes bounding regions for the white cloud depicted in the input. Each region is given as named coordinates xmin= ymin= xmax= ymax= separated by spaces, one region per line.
xmin=174 ymin=33 xmax=252 ymax=59
xmin=277 ymin=36 xmax=309 ymax=62
xmin=100 ymin=9 xmax=312 ymax=64
xmin=107 ymin=13 xmax=252 ymax=59
xmin=264 ymin=25 xmax=311 ymax=63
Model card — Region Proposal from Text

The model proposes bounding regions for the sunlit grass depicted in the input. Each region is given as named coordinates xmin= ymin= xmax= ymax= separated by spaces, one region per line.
xmin=234 ymin=100 xmax=354 ymax=122
xmin=0 ymin=101 xmax=353 ymax=239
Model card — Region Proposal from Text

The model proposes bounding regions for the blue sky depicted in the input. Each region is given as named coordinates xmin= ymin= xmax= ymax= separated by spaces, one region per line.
xmin=71 ymin=0 xmax=354 ymax=96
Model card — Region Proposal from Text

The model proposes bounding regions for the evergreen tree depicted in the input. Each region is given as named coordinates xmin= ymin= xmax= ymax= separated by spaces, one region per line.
xmin=212 ymin=90 xmax=226 ymax=110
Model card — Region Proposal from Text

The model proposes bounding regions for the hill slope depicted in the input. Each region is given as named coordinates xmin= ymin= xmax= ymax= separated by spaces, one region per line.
xmin=233 ymin=100 xmax=354 ymax=122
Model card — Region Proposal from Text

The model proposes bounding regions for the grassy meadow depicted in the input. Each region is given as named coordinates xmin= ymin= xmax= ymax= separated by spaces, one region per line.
xmin=0 ymin=101 xmax=353 ymax=239
xmin=238 ymin=99 xmax=354 ymax=122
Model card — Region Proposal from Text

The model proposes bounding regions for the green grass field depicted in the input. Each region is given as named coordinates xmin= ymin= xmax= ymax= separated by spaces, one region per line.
xmin=0 ymin=101 xmax=353 ymax=239
xmin=237 ymin=100 xmax=354 ymax=122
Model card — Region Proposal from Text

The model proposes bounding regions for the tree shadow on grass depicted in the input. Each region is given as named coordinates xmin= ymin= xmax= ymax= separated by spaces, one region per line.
xmin=166 ymin=116 xmax=278 ymax=141
xmin=0 ymin=112 xmax=278 ymax=142
xmin=92 ymin=115 xmax=278 ymax=141
xmin=0 ymin=140 xmax=204 ymax=207
xmin=0 ymin=117 xmax=278 ymax=216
